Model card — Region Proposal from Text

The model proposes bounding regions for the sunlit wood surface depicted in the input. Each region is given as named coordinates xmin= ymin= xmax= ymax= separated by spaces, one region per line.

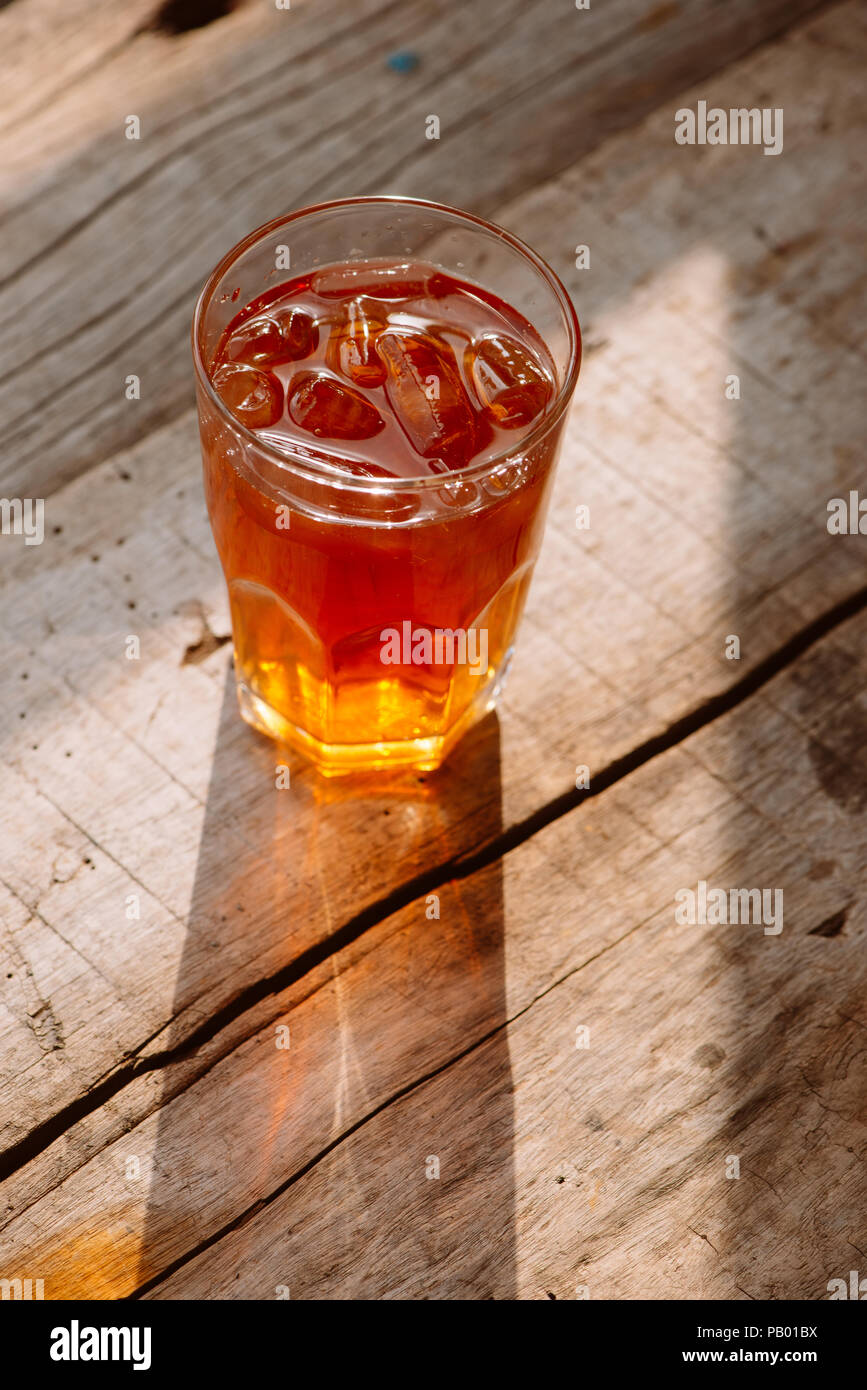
xmin=0 ymin=0 xmax=865 ymax=1299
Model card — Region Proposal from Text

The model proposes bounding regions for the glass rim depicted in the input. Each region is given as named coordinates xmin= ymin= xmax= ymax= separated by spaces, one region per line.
xmin=191 ymin=194 xmax=581 ymax=492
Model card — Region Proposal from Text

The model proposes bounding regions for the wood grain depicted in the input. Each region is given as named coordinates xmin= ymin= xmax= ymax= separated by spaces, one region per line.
xmin=0 ymin=0 xmax=864 ymax=1300
xmin=0 ymin=0 xmax=831 ymax=497
xmin=1 ymin=2 xmax=864 ymax=1195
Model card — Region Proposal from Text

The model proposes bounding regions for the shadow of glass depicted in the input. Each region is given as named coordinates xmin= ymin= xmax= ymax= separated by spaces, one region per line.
xmin=136 ymin=662 xmax=514 ymax=1298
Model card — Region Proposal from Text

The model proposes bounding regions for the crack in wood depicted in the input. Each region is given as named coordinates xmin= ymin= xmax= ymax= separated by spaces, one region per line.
xmin=181 ymin=604 xmax=232 ymax=666
xmin=809 ymin=906 xmax=850 ymax=938
xmin=143 ymin=0 xmax=239 ymax=36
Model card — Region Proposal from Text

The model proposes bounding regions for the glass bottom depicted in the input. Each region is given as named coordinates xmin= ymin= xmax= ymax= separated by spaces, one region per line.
xmin=236 ymin=658 xmax=510 ymax=775
xmin=226 ymin=563 xmax=531 ymax=775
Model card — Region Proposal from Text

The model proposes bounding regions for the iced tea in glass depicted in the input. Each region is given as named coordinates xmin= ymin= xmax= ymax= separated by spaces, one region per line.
xmin=193 ymin=198 xmax=580 ymax=773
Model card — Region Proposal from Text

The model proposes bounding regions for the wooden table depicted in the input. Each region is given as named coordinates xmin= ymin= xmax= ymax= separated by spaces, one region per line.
xmin=1 ymin=0 xmax=865 ymax=1300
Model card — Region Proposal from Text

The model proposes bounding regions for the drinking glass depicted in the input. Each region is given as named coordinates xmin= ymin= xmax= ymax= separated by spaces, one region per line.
xmin=192 ymin=196 xmax=580 ymax=774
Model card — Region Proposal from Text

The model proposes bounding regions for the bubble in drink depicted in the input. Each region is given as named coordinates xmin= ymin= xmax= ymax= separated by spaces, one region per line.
xmin=311 ymin=259 xmax=446 ymax=300
xmin=377 ymin=331 xmax=477 ymax=468
xmin=213 ymin=362 xmax=283 ymax=428
xmin=326 ymin=298 xmax=386 ymax=387
xmin=467 ymin=333 xmax=553 ymax=428
xmin=288 ymin=371 xmax=385 ymax=440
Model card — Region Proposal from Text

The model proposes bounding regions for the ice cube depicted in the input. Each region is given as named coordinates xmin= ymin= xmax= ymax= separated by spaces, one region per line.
xmin=326 ymin=298 xmax=386 ymax=387
xmin=287 ymin=372 xmax=385 ymax=440
xmin=226 ymin=308 xmax=317 ymax=366
xmin=213 ymin=363 xmax=283 ymax=429
xmin=272 ymin=306 xmax=318 ymax=360
xmin=311 ymin=260 xmax=447 ymax=300
xmin=377 ymin=331 xmax=477 ymax=468
xmin=223 ymin=316 xmax=283 ymax=365
xmin=466 ymin=333 xmax=553 ymax=428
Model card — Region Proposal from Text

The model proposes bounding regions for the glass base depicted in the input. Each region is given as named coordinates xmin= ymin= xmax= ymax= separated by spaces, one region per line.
xmin=236 ymin=661 xmax=509 ymax=776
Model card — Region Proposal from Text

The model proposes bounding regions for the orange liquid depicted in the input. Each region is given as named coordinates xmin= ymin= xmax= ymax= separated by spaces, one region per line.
xmin=200 ymin=260 xmax=572 ymax=771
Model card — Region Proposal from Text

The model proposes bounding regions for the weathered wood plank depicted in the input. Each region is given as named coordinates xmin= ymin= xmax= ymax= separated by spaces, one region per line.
xmin=0 ymin=0 xmax=831 ymax=497
xmin=1 ymin=604 xmax=863 ymax=1298
xmin=1 ymin=2 xmax=864 ymax=1188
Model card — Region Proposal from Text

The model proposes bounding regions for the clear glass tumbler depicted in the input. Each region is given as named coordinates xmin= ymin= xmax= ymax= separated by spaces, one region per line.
xmin=192 ymin=196 xmax=580 ymax=774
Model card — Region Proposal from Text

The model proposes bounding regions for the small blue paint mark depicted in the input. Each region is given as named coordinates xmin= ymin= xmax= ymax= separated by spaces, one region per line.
xmin=387 ymin=50 xmax=419 ymax=73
